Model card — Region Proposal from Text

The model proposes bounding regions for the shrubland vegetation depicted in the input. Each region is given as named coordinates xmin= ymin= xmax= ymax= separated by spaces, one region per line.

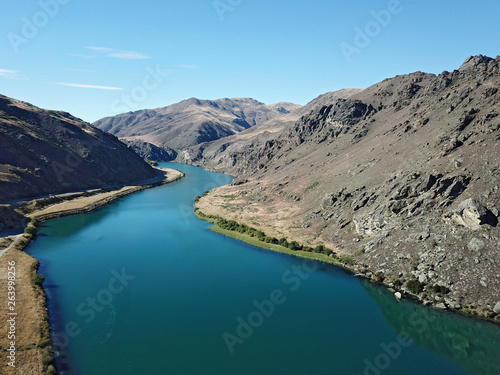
xmin=196 ymin=211 xmax=356 ymax=266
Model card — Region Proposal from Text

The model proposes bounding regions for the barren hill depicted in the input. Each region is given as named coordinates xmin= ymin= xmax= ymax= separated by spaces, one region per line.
xmin=0 ymin=94 xmax=156 ymax=202
xmin=93 ymin=97 xmax=301 ymax=152
xmin=196 ymin=55 xmax=500 ymax=315
xmin=185 ymin=89 xmax=363 ymax=167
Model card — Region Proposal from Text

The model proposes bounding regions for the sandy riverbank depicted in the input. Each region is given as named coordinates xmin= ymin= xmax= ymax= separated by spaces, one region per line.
xmin=0 ymin=167 xmax=184 ymax=374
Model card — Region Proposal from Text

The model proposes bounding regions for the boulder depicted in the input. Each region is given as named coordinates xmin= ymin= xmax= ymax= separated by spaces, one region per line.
xmin=418 ymin=274 xmax=428 ymax=284
xmin=467 ymin=238 xmax=485 ymax=252
xmin=494 ymin=302 xmax=500 ymax=314
xmin=436 ymin=302 xmax=447 ymax=310
xmin=460 ymin=199 xmax=488 ymax=229
xmin=450 ymin=199 xmax=498 ymax=230
xmin=444 ymin=298 xmax=461 ymax=310
xmin=353 ymin=214 xmax=386 ymax=236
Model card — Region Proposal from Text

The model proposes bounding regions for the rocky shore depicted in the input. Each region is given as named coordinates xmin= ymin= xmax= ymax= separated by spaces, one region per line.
xmin=194 ymin=56 xmax=500 ymax=323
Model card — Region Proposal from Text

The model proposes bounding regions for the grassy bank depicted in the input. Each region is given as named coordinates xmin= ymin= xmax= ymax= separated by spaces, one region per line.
xmin=0 ymin=168 xmax=184 ymax=374
xmin=195 ymin=211 xmax=355 ymax=268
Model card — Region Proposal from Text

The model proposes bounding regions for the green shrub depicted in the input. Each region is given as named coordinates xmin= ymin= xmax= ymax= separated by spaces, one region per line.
xmin=31 ymin=259 xmax=41 ymax=271
xmin=407 ymin=279 xmax=424 ymax=294
xmin=306 ymin=181 xmax=319 ymax=191
xmin=288 ymin=241 xmax=302 ymax=251
xmin=432 ymin=285 xmax=450 ymax=294
xmin=31 ymin=274 xmax=45 ymax=287
xmin=41 ymin=347 xmax=54 ymax=367
xmin=392 ymin=279 xmax=402 ymax=288
xmin=323 ymin=248 xmax=334 ymax=256
xmin=24 ymin=226 xmax=38 ymax=236
xmin=278 ymin=238 xmax=289 ymax=247
xmin=340 ymin=256 xmax=355 ymax=265
xmin=38 ymin=338 xmax=51 ymax=349
xmin=314 ymin=245 xmax=325 ymax=253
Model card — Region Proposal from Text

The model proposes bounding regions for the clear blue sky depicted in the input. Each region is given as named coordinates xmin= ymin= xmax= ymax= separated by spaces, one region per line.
xmin=1 ymin=0 xmax=499 ymax=123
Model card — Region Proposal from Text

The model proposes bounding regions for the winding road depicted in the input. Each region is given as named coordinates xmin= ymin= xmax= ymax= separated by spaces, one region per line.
xmin=0 ymin=235 xmax=22 ymax=258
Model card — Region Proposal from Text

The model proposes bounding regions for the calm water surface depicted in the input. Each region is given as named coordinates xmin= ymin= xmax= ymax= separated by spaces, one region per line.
xmin=27 ymin=163 xmax=500 ymax=375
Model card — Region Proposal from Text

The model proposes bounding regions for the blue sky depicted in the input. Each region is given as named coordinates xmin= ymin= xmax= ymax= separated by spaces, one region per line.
xmin=1 ymin=0 xmax=499 ymax=123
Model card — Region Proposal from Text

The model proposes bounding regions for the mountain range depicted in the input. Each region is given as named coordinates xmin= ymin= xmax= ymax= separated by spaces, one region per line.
xmin=193 ymin=55 xmax=500 ymax=313
xmin=93 ymin=97 xmax=300 ymax=160
xmin=1 ymin=54 xmax=499 ymax=315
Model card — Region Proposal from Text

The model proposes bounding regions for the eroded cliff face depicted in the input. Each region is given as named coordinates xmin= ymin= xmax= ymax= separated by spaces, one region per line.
xmin=196 ymin=55 xmax=500 ymax=316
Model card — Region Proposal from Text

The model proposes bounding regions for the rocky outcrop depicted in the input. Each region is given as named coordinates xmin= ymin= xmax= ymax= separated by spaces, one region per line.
xmin=123 ymin=139 xmax=178 ymax=162
xmin=183 ymin=89 xmax=363 ymax=169
xmin=195 ymin=55 xmax=500 ymax=319
xmin=446 ymin=198 xmax=498 ymax=230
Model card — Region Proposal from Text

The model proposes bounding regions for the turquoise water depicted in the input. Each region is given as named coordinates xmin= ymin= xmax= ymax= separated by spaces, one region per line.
xmin=27 ymin=163 xmax=500 ymax=375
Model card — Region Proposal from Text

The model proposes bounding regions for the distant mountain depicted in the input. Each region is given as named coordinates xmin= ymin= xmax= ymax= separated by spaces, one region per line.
xmin=0 ymin=94 xmax=156 ymax=202
xmin=185 ymin=89 xmax=363 ymax=167
xmin=92 ymin=97 xmax=301 ymax=152
xmin=196 ymin=55 xmax=500 ymax=313
xmin=123 ymin=139 xmax=178 ymax=162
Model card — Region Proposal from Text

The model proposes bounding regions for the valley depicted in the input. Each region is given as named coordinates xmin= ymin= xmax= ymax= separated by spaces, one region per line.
xmin=0 ymin=55 xmax=499 ymax=375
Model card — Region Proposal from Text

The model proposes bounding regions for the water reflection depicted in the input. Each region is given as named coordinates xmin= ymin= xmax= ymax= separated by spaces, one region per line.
xmin=361 ymin=280 xmax=500 ymax=375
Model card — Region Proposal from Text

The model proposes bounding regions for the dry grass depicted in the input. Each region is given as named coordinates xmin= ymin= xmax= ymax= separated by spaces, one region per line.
xmin=0 ymin=249 xmax=46 ymax=374
xmin=0 ymin=166 xmax=184 ymax=373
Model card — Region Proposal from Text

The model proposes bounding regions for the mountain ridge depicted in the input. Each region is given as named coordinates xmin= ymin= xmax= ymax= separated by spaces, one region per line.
xmin=183 ymin=88 xmax=364 ymax=167
xmin=0 ymin=94 xmax=156 ymax=202
xmin=93 ymin=97 xmax=301 ymax=152
xmin=195 ymin=55 xmax=500 ymax=316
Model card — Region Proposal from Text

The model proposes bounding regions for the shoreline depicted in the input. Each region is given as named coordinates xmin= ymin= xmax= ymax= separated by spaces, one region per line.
xmin=195 ymin=209 xmax=500 ymax=326
xmin=196 ymin=211 xmax=352 ymax=268
xmin=0 ymin=167 xmax=184 ymax=374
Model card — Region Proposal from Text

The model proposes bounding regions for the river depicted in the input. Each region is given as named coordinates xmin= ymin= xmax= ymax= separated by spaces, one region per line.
xmin=26 ymin=163 xmax=500 ymax=375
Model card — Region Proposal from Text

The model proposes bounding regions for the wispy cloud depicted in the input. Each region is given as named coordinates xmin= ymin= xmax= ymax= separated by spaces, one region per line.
xmin=55 ymin=82 xmax=123 ymax=90
xmin=0 ymin=69 xmax=26 ymax=80
xmin=86 ymin=46 xmax=150 ymax=60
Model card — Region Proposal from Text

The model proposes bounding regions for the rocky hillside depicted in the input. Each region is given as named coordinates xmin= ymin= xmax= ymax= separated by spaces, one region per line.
xmin=0 ymin=94 xmax=156 ymax=202
xmin=123 ymin=139 xmax=178 ymax=162
xmin=184 ymin=89 xmax=362 ymax=166
xmin=196 ymin=55 xmax=500 ymax=316
xmin=93 ymin=97 xmax=300 ymax=153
